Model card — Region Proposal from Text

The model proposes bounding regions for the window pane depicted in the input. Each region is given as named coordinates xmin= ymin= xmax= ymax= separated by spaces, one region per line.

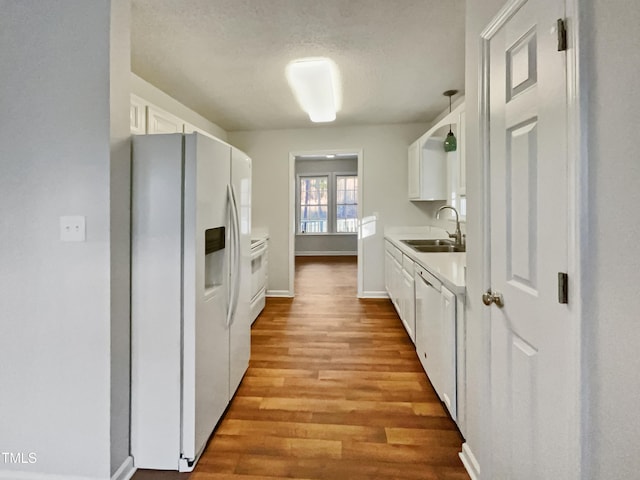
xmin=336 ymin=175 xmax=358 ymax=233
xmin=299 ymin=175 xmax=328 ymax=233
xmin=300 ymin=205 xmax=328 ymax=233
xmin=300 ymin=176 xmax=328 ymax=205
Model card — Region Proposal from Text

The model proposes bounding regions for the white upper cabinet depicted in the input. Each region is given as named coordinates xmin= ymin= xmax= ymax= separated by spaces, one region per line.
xmin=146 ymin=105 xmax=184 ymax=134
xmin=130 ymin=95 xmax=222 ymax=142
xmin=408 ymin=102 xmax=465 ymax=205
xmin=408 ymin=140 xmax=420 ymax=199
xmin=130 ymin=95 xmax=147 ymax=135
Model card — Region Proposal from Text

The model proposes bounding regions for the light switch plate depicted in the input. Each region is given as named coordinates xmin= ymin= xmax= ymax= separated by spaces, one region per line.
xmin=60 ymin=216 xmax=86 ymax=242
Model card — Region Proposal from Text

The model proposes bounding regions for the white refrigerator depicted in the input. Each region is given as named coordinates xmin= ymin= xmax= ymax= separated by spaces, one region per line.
xmin=131 ymin=133 xmax=251 ymax=471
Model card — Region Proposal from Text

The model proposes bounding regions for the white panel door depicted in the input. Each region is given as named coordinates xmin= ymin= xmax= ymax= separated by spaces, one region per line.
xmin=484 ymin=0 xmax=574 ymax=478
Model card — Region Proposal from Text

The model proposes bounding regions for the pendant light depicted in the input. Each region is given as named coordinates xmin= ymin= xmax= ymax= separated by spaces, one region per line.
xmin=443 ymin=89 xmax=458 ymax=152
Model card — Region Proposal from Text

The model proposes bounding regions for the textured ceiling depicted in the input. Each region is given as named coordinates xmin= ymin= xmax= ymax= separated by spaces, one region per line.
xmin=131 ymin=0 xmax=465 ymax=132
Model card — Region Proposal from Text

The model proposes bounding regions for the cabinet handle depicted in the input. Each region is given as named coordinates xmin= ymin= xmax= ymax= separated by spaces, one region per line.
xmin=482 ymin=289 xmax=504 ymax=307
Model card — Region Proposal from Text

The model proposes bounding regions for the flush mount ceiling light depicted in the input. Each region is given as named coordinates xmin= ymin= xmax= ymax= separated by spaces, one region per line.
xmin=285 ymin=57 xmax=342 ymax=123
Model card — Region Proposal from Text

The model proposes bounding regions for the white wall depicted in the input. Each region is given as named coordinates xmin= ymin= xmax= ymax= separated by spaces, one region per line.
xmin=0 ymin=1 xmax=129 ymax=478
xmin=229 ymin=124 xmax=434 ymax=296
xmin=131 ymin=73 xmax=228 ymax=141
xmin=581 ymin=1 xmax=640 ymax=478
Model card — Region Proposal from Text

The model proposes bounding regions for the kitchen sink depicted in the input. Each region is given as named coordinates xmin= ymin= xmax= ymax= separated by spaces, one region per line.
xmin=411 ymin=244 xmax=465 ymax=253
xmin=401 ymin=239 xmax=455 ymax=247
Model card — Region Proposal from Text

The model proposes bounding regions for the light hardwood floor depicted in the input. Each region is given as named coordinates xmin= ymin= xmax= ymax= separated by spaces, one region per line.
xmin=134 ymin=256 xmax=469 ymax=480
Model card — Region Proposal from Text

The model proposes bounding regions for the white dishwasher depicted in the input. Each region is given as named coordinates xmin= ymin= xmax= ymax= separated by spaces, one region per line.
xmin=415 ymin=265 xmax=457 ymax=420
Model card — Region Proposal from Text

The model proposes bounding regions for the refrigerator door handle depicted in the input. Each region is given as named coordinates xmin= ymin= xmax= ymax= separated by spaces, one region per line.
xmin=225 ymin=184 xmax=237 ymax=328
xmin=228 ymin=184 xmax=242 ymax=326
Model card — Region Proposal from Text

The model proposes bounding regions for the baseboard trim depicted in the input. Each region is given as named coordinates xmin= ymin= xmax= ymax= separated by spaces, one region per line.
xmin=359 ymin=291 xmax=389 ymax=299
xmin=266 ymin=289 xmax=293 ymax=298
xmin=295 ymin=251 xmax=357 ymax=256
xmin=111 ymin=457 xmax=135 ymax=480
xmin=459 ymin=443 xmax=480 ymax=480
xmin=0 ymin=473 xmax=88 ymax=480
xmin=0 ymin=463 xmax=137 ymax=480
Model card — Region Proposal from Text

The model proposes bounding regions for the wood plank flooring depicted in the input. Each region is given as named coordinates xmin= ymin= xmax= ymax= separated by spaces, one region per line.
xmin=134 ymin=256 xmax=469 ymax=480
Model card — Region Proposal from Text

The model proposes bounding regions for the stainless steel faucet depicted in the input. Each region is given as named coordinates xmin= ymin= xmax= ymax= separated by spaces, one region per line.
xmin=436 ymin=205 xmax=464 ymax=246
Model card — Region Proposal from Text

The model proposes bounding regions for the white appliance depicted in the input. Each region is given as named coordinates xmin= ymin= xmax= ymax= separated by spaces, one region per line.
xmin=249 ymin=236 xmax=268 ymax=324
xmin=415 ymin=265 xmax=456 ymax=420
xmin=131 ymin=133 xmax=251 ymax=472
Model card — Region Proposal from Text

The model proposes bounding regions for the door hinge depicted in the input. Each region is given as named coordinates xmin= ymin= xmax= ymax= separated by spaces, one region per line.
xmin=558 ymin=272 xmax=569 ymax=304
xmin=557 ymin=18 xmax=567 ymax=51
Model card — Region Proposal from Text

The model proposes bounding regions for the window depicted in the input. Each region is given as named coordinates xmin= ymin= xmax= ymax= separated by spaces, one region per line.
xmin=299 ymin=176 xmax=328 ymax=233
xmin=336 ymin=175 xmax=358 ymax=233
xmin=298 ymin=173 xmax=358 ymax=234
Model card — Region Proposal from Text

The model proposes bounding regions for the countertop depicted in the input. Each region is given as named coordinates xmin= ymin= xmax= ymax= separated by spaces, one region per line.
xmin=384 ymin=231 xmax=466 ymax=295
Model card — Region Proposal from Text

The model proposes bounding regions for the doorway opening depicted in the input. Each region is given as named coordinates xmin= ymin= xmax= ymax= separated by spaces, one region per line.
xmin=288 ymin=149 xmax=363 ymax=297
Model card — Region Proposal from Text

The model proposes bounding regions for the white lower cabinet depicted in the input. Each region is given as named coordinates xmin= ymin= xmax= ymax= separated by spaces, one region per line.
xmin=400 ymin=257 xmax=416 ymax=343
xmin=384 ymin=241 xmax=400 ymax=312
xmin=384 ymin=237 xmax=466 ymax=435
xmin=391 ymin=255 xmax=402 ymax=313
xmin=385 ymin=241 xmax=416 ymax=343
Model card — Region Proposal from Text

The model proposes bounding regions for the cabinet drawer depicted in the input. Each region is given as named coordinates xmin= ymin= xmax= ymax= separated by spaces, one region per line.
xmin=385 ymin=240 xmax=403 ymax=263
xmin=402 ymin=254 xmax=415 ymax=276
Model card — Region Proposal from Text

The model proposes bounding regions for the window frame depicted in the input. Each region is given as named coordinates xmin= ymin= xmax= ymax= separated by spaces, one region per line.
xmin=297 ymin=174 xmax=330 ymax=234
xmin=296 ymin=171 xmax=358 ymax=235
xmin=335 ymin=173 xmax=359 ymax=234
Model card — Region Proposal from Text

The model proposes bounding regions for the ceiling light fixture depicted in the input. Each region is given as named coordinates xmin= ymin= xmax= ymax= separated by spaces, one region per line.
xmin=285 ymin=57 xmax=341 ymax=123
xmin=443 ymin=89 xmax=458 ymax=152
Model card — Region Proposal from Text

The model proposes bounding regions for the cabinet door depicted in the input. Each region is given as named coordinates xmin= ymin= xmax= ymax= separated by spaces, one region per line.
xmin=401 ymin=268 xmax=415 ymax=343
xmin=384 ymin=249 xmax=394 ymax=295
xmin=408 ymin=140 xmax=420 ymax=199
xmin=391 ymin=256 xmax=402 ymax=314
xmin=440 ymin=286 xmax=457 ymax=420
xmin=147 ymin=105 xmax=184 ymax=134
xmin=130 ymin=95 xmax=146 ymax=134
xmin=415 ymin=274 xmax=427 ymax=370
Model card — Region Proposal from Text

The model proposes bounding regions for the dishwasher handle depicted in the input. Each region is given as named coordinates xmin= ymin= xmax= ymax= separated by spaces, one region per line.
xmin=416 ymin=266 xmax=442 ymax=292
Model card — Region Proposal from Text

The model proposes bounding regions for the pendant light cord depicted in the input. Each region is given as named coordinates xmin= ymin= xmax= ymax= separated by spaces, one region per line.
xmin=448 ymin=94 xmax=452 ymax=134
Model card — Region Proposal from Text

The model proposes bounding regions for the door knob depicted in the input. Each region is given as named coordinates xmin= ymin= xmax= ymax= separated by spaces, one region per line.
xmin=482 ymin=289 xmax=504 ymax=307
